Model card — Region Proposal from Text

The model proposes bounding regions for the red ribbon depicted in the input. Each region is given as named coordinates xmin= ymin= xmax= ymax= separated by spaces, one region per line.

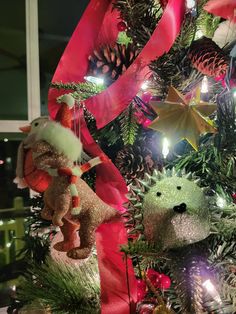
xmin=48 ymin=0 xmax=185 ymax=313
xmin=85 ymin=0 xmax=186 ymax=128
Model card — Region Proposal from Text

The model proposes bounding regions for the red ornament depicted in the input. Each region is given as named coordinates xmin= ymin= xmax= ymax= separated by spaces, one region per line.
xmin=232 ymin=193 xmax=236 ymax=203
xmin=117 ymin=21 xmax=127 ymax=32
xmin=137 ymin=279 xmax=147 ymax=301
xmin=159 ymin=274 xmax=171 ymax=290
xmin=24 ymin=149 xmax=52 ymax=193
xmin=146 ymin=269 xmax=160 ymax=288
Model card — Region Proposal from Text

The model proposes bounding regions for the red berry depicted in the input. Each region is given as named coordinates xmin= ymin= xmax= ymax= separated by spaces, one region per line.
xmin=137 ymin=279 xmax=147 ymax=301
xmin=159 ymin=275 xmax=171 ymax=290
xmin=117 ymin=21 xmax=127 ymax=32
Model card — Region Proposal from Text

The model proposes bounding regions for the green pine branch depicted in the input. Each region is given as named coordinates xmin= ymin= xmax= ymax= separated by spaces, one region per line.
xmin=18 ymin=257 xmax=100 ymax=314
xmin=119 ymin=103 xmax=140 ymax=145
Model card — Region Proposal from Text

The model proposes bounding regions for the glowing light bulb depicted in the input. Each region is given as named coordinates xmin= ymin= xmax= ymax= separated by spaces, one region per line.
xmin=201 ymin=76 xmax=208 ymax=93
xmin=195 ymin=30 xmax=204 ymax=39
xmin=3 ymin=138 xmax=8 ymax=142
xmin=186 ymin=0 xmax=196 ymax=9
xmin=84 ymin=76 xmax=104 ymax=85
xmin=162 ymin=137 xmax=170 ymax=159
xmin=203 ymin=279 xmax=222 ymax=304
xmin=6 ymin=242 xmax=11 ymax=248
xmin=141 ymin=81 xmax=149 ymax=90
xmin=216 ymin=196 xmax=226 ymax=208
xmin=0 ymin=220 xmax=3 ymax=226
xmin=0 ymin=160 xmax=4 ymax=165
xmin=232 ymin=89 xmax=236 ymax=99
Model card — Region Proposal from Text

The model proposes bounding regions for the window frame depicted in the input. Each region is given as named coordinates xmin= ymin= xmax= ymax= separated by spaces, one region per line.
xmin=0 ymin=0 xmax=40 ymax=133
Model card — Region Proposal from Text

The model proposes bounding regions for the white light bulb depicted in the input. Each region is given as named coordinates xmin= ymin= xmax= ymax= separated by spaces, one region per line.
xmin=162 ymin=137 xmax=170 ymax=159
xmin=0 ymin=220 xmax=3 ymax=226
xmin=6 ymin=242 xmax=11 ymax=248
xmin=195 ymin=30 xmax=204 ymax=39
xmin=216 ymin=196 xmax=226 ymax=208
xmin=203 ymin=279 xmax=222 ymax=304
xmin=141 ymin=81 xmax=149 ymax=90
xmin=186 ymin=0 xmax=196 ymax=9
xmin=84 ymin=76 xmax=104 ymax=85
xmin=3 ymin=138 xmax=8 ymax=142
xmin=201 ymin=76 xmax=208 ymax=93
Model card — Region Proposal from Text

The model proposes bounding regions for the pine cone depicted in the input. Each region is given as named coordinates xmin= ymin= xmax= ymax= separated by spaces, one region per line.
xmin=188 ymin=37 xmax=229 ymax=77
xmin=115 ymin=144 xmax=157 ymax=184
xmin=88 ymin=43 xmax=138 ymax=86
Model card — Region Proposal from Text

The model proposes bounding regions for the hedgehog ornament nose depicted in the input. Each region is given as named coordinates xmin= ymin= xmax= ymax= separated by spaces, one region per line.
xmin=173 ymin=202 xmax=187 ymax=213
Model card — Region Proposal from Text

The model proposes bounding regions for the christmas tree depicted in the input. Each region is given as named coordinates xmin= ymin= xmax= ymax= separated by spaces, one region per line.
xmin=8 ymin=0 xmax=236 ymax=313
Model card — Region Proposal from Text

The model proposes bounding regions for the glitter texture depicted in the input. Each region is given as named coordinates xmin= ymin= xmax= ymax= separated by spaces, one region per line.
xmin=142 ymin=175 xmax=210 ymax=250
xmin=32 ymin=140 xmax=119 ymax=260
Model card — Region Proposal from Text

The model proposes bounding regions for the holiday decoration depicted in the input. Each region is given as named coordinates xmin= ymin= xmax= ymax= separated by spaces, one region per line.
xmin=188 ymin=37 xmax=229 ymax=77
xmin=137 ymin=279 xmax=147 ymax=301
xmin=88 ymin=43 xmax=138 ymax=86
xmin=16 ymin=116 xmax=120 ymax=259
xmin=128 ymin=168 xmax=210 ymax=250
xmin=149 ymin=86 xmax=217 ymax=150
xmin=204 ymin=0 xmax=236 ymax=23
xmin=115 ymin=144 xmax=157 ymax=184
xmin=117 ymin=21 xmax=127 ymax=32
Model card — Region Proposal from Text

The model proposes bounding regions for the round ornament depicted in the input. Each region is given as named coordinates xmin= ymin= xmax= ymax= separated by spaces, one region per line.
xmin=128 ymin=168 xmax=210 ymax=250
xmin=158 ymin=275 xmax=171 ymax=290
xmin=24 ymin=149 xmax=52 ymax=193
xmin=137 ymin=278 xmax=147 ymax=301
xmin=117 ymin=21 xmax=127 ymax=32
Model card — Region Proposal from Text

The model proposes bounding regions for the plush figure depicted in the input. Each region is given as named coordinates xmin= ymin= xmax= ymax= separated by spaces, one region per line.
xmin=15 ymin=117 xmax=52 ymax=192
xmin=128 ymin=168 xmax=210 ymax=250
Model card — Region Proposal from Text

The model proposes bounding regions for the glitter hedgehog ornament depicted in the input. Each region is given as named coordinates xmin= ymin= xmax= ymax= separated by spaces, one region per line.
xmin=127 ymin=168 xmax=210 ymax=250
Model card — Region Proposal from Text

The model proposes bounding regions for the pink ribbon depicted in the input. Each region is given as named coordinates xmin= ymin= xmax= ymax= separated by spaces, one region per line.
xmin=48 ymin=0 xmax=185 ymax=313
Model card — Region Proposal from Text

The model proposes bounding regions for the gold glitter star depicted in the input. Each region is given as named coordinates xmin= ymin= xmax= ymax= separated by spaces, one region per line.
xmin=149 ymin=86 xmax=217 ymax=150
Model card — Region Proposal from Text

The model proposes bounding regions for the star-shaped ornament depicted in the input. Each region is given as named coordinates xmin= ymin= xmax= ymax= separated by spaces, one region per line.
xmin=149 ymin=86 xmax=217 ymax=150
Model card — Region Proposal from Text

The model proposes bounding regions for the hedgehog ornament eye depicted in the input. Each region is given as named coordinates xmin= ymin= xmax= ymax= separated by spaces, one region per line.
xmin=177 ymin=186 xmax=181 ymax=190
xmin=156 ymin=192 xmax=162 ymax=197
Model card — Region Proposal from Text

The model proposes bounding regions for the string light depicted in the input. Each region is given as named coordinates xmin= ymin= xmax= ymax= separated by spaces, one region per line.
xmin=0 ymin=160 xmax=4 ymax=165
xmin=201 ymin=76 xmax=209 ymax=93
xmin=0 ymin=220 xmax=3 ymax=226
xmin=84 ymin=76 xmax=104 ymax=85
xmin=202 ymin=279 xmax=222 ymax=304
xmin=162 ymin=137 xmax=170 ymax=159
xmin=3 ymin=138 xmax=8 ymax=142
xmin=216 ymin=196 xmax=226 ymax=208
xmin=6 ymin=242 xmax=11 ymax=248
xmin=141 ymin=81 xmax=149 ymax=90
xmin=186 ymin=0 xmax=196 ymax=9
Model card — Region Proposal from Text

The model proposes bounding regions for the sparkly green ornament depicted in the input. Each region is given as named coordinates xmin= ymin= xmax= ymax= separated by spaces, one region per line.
xmin=128 ymin=168 xmax=210 ymax=250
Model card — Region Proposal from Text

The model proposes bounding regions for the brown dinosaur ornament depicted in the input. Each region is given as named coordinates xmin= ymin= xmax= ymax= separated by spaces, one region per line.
xmin=16 ymin=117 xmax=120 ymax=259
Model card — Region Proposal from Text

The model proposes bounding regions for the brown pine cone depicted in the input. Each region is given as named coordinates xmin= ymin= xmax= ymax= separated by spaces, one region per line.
xmin=115 ymin=144 xmax=158 ymax=184
xmin=88 ymin=43 xmax=138 ymax=86
xmin=188 ymin=37 xmax=229 ymax=77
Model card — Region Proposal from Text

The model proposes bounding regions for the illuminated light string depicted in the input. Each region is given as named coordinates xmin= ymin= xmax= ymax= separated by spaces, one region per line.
xmin=202 ymin=279 xmax=222 ymax=304
xmin=84 ymin=75 xmax=104 ymax=85
xmin=162 ymin=137 xmax=170 ymax=159
xmin=201 ymin=76 xmax=209 ymax=94
xmin=186 ymin=0 xmax=196 ymax=9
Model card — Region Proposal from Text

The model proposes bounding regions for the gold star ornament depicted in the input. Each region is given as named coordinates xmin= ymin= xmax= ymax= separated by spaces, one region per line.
xmin=149 ymin=86 xmax=217 ymax=150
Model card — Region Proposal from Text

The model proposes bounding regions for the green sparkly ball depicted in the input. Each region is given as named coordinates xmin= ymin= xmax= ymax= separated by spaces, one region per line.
xmin=132 ymin=169 xmax=210 ymax=250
